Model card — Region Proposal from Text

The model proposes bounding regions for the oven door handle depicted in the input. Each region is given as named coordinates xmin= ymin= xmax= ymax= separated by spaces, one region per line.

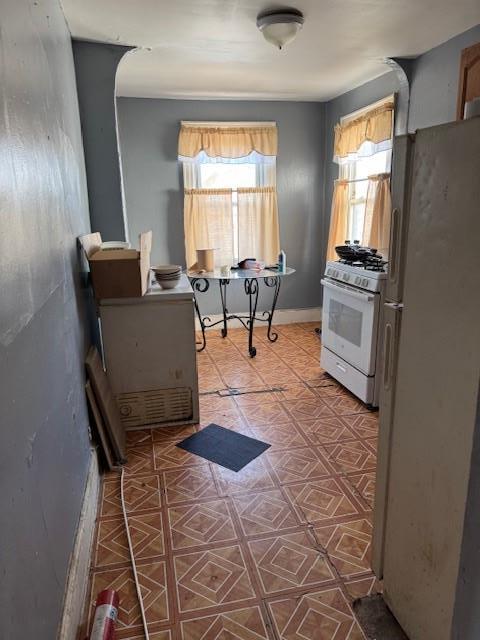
xmin=321 ymin=278 xmax=375 ymax=303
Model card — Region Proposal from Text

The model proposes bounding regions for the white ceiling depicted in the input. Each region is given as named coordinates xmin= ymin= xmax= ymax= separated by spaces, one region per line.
xmin=60 ymin=0 xmax=480 ymax=100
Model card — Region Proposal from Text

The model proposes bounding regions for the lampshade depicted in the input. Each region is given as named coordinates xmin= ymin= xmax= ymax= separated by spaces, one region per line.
xmin=256 ymin=10 xmax=304 ymax=50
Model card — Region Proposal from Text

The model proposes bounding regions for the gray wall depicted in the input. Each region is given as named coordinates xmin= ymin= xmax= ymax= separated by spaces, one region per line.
xmin=117 ymin=98 xmax=325 ymax=314
xmin=73 ymin=40 xmax=132 ymax=240
xmin=0 ymin=1 xmax=92 ymax=638
xmin=409 ymin=24 xmax=480 ymax=131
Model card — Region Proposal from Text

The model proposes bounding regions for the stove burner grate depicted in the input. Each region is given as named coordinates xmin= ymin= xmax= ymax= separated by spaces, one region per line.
xmin=338 ymin=257 xmax=388 ymax=272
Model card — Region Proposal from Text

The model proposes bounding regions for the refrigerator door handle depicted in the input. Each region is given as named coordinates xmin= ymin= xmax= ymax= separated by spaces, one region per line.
xmin=382 ymin=304 xmax=402 ymax=389
xmin=383 ymin=323 xmax=393 ymax=390
xmin=384 ymin=302 xmax=404 ymax=310
xmin=389 ymin=207 xmax=402 ymax=283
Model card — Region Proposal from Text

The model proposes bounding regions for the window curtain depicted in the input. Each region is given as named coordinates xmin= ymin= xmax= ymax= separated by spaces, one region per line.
xmin=326 ymin=180 xmax=349 ymax=262
xmin=362 ymin=174 xmax=392 ymax=256
xmin=237 ymin=187 xmax=280 ymax=264
xmin=184 ymin=188 xmax=233 ymax=269
xmin=179 ymin=124 xmax=277 ymax=159
xmin=334 ymin=102 xmax=394 ymax=164
xmin=179 ymin=122 xmax=279 ymax=269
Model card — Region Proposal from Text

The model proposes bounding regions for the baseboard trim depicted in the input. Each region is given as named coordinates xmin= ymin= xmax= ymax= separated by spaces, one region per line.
xmin=57 ymin=447 xmax=100 ymax=640
xmin=195 ymin=306 xmax=322 ymax=331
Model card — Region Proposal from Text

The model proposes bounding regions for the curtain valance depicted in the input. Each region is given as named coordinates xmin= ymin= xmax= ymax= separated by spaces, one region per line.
xmin=178 ymin=123 xmax=278 ymax=159
xmin=334 ymin=102 xmax=394 ymax=163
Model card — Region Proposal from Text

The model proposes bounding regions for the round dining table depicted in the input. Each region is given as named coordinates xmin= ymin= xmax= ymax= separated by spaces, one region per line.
xmin=187 ymin=267 xmax=295 ymax=357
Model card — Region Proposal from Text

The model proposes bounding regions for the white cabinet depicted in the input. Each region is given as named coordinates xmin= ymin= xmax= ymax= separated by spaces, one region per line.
xmin=99 ymin=275 xmax=199 ymax=429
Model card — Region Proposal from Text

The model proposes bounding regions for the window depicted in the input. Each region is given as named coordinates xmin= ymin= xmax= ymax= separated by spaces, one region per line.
xmin=179 ymin=123 xmax=280 ymax=269
xmin=326 ymin=96 xmax=394 ymax=261
xmin=339 ymin=147 xmax=392 ymax=243
xmin=198 ymin=160 xmax=261 ymax=263
xmin=199 ymin=163 xmax=257 ymax=189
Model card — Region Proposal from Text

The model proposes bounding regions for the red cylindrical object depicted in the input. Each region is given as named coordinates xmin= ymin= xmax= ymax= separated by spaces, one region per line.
xmin=89 ymin=589 xmax=120 ymax=640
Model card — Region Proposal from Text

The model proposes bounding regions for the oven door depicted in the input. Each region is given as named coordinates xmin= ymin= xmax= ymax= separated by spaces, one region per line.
xmin=321 ymin=278 xmax=380 ymax=375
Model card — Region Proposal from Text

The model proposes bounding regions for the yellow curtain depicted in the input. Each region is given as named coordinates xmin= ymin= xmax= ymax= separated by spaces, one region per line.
xmin=237 ymin=187 xmax=280 ymax=264
xmin=179 ymin=124 xmax=277 ymax=158
xmin=334 ymin=102 xmax=394 ymax=161
xmin=184 ymin=189 xmax=233 ymax=269
xmin=326 ymin=181 xmax=349 ymax=262
xmin=362 ymin=174 xmax=392 ymax=257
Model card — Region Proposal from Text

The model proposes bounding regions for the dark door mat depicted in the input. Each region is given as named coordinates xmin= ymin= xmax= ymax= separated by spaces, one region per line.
xmin=353 ymin=595 xmax=409 ymax=639
xmin=176 ymin=423 xmax=270 ymax=472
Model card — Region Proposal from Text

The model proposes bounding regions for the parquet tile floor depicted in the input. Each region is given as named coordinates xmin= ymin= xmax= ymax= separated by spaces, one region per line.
xmin=79 ymin=323 xmax=382 ymax=639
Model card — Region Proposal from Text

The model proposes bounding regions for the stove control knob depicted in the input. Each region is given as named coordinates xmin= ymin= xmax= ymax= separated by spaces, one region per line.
xmin=362 ymin=278 xmax=369 ymax=287
xmin=326 ymin=268 xmax=332 ymax=275
xmin=333 ymin=270 xmax=339 ymax=278
xmin=343 ymin=273 xmax=350 ymax=281
xmin=355 ymin=276 xmax=361 ymax=285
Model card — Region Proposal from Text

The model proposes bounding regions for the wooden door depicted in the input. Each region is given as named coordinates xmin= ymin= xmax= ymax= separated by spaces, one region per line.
xmin=457 ymin=42 xmax=480 ymax=119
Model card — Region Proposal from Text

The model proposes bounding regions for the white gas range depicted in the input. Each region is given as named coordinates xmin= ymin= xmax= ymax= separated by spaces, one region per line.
xmin=320 ymin=260 xmax=387 ymax=406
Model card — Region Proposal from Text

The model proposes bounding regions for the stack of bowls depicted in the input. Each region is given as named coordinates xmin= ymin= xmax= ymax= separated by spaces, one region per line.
xmin=152 ymin=265 xmax=182 ymax=289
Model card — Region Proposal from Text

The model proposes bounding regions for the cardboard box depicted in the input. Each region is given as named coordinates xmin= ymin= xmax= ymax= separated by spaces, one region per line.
xmin=80 ymin=231 xmax=152 ymax=299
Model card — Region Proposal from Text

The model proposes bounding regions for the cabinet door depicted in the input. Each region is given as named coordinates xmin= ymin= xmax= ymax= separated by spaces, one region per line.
xmin=457 ymin=42 xmax=480 ymax=119
xmin=100 ymin=299 xmax=198 ymax=394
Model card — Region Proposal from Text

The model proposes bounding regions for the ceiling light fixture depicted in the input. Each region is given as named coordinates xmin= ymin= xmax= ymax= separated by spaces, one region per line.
xmin=256 ymin=8 xmax=304 ymax=50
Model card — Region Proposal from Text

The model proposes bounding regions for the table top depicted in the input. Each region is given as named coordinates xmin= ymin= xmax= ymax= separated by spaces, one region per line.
xmin=187 ymin=267 xmax=295 ymax=281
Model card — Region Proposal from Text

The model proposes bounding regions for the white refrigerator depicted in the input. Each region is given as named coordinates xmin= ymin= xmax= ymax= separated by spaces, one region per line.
xmin=372 ymin=117 xmax=480 ymax=640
